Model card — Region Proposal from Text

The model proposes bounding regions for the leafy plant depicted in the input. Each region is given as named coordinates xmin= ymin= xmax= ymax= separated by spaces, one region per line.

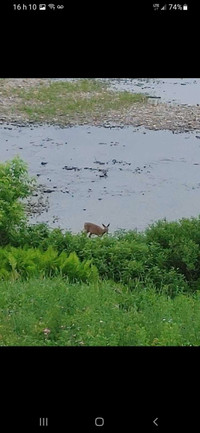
xmin=0 ymin=246 xmax=98 ymax=283
xmin=0 ymin=157 xmax=36 ymax=245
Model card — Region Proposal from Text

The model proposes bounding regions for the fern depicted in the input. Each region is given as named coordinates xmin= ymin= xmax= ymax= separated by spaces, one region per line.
xmin=0 ymin=246 xmax=98 ymax=283
xmin=38 ymin=246 xmax=59 ymax=277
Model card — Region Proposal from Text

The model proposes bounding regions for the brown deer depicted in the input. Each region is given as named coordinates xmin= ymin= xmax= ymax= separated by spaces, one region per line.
xmin=84 ymin=222 xmax=110 ymax=237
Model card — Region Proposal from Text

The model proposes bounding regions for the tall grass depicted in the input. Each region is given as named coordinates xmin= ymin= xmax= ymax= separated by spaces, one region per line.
xmin=0 ymin=277 xmax=200 ymax=346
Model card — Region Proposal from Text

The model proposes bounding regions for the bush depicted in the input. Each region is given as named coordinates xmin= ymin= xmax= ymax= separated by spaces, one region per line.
xmin=0 ymin=157 xmax=36 ymax=245
xmin=145 ymin=218 xmax=200 ymax=286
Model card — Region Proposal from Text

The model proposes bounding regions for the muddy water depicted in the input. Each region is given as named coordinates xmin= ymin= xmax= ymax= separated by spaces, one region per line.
xmin=1 ymin=123 xmax=200 ymax=233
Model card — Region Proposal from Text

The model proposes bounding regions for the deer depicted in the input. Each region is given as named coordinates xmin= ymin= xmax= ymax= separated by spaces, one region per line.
xmin=84 ymin=222 xmax=110 ymax=238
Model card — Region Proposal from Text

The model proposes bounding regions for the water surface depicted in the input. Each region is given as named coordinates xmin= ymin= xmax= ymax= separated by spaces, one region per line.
xmin=1 ymin=123 xmax=200 ymax=232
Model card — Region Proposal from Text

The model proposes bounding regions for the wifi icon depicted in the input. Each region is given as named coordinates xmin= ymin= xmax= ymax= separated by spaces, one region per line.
xmin=48 ymin=3 xmax=55 ymax=9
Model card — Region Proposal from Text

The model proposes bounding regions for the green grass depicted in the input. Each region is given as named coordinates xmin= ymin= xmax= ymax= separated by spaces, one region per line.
xmin=0 ymin=277 xmax=200 ymax=346
xmin=8 ymin=79 xmax=147 ymax=123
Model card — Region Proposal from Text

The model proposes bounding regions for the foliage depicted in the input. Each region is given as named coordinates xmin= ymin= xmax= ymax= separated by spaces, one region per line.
xmin=8 ymin=215 xmax=200 ymax=296
xmin=0 ymin=157 xmax=35 ymax=246
xmin=0 ymin=246 xmax=98 ymax=283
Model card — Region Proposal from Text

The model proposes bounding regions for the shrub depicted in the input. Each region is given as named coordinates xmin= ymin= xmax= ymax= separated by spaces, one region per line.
xmin=0 ymin=157 xmax=36 ymax=245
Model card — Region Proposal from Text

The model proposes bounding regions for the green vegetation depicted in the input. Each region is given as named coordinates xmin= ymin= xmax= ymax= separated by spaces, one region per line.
xmin=0 ymin=156 xmax=36 ymax=245
xmin=1 ymin=78 xmax=148 ymax=124
xmin=1 ymin=157 xmax=200 ymax=346
xmin=0 ymin=246 xmax=98 ymax=283
xmin=10 ymin=218 xmax=200 ymax=297
xmin=1 ymin=278 xmax=200 ymax=346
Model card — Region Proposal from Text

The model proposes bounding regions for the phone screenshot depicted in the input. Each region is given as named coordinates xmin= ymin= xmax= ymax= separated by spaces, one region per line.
xmin=0 ymin=2 xmax=199 ymax=431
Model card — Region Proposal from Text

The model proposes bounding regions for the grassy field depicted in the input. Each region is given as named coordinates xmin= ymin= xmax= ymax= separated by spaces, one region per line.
xmin=1 ymin=277 xmax=200 ymax=346
xmin=0 ymin=78 xmax=148 ymax=124
xmin=1 ymin=214 xmax=200 ymax=345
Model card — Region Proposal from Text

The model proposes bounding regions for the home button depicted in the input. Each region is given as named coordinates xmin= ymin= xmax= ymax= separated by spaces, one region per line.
xmin=95 ymin=417 xmax=104 ymax=427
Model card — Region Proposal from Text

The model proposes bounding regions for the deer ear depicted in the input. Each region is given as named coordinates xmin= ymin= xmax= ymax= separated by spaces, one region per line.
xmin=107 ymin=223 xmax=110 ymax=227
xmin=102 ymin=224 xmax=105 ymax=227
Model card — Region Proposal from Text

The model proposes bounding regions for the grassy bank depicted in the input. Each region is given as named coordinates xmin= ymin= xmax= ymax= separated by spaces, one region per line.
xmin=0 ymin=78 xmax=147 ymax=125
xmin=1 ymin=277 xmax=200 ymax=346
xmin=1 ymin=217 xmax=200 ymax=346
